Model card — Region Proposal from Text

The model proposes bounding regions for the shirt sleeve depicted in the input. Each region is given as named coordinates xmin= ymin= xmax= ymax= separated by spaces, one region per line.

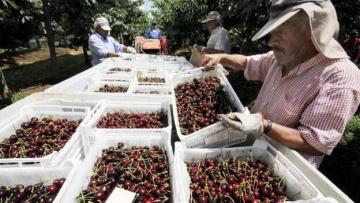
xmin=244 ymin=51 xmax=275 ymax=82
xmin=298 ymin=87 xmax=360 ymax=155
xmin=145 ymin=28 xmax=150 ymax=39
xmin=111 ymin=37 xmax=124 ymax=53
xmin=214 ymin=29 xmax=228 ymax=52
xmin=88 ymin=36 xmax=108 ymax=58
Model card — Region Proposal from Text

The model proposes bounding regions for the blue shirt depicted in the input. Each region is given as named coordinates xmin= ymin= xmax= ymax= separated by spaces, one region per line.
xmin=145 ymin=28 xmax=162 ymax=39
xmin=88 ymin=33 xmax=125 ymax=66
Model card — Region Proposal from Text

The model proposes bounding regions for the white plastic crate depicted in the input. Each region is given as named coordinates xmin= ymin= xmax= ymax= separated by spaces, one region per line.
xmin=136 ymin=66 xmax=162 ymax=73
xmin=101 ymin=64 xmax=133 ymax=72
xmin=59 ymin=132 xmax=176 ymax=203
xmin=136 ymin=70 xmax=170 ymax=86
xmin=174 ymin=138 xmax=323 ymax=203
xmin=100 ymin=69 xmax=134 ymax=77
xmin=56 ymin=77 xmax=95 ymax=93
xmin=86 ymin=81 xmax=131 ymax=93
xmin=30 ymin=98 xmax=98 ymax=110
xmin=265 ymin=137 xmax=354 ymax=203
xmin=0 ymin=161 xmax=79 ymax=203
xmin=171 ymin=66 xmax=247 ymax=148
xmin=80 ymin=100 xmax=172 ymax=138
xmin=92 ymin=72 xmax=134 ymax=83
xmin=0 ymin=105 xmax=90 ymax=167
xmin=48 ymin=75 xmax=135 ymax=94
xmin=130 ymin=84 xmax=172 ymax=95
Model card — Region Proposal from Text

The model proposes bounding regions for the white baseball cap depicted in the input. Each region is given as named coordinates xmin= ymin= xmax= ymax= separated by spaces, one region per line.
xmin=94 ymin=17 xmax=111 ymax=31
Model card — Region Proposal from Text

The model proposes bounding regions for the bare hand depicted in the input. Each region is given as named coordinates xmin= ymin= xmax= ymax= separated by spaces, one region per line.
xmin=194 ymin=44 xmax=206 ymax=53
xmin=200 ymin=54 xmax=223 ymax=70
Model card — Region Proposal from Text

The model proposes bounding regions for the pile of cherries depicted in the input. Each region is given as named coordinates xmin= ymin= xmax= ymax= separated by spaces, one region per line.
xmin=78 ymin=143 xmax=171 ymax=203
xmin=0 ymin=178 xmax=65 ymax=202
xmin=95 ymin=85 xmax=128 ymax=93
xmin=97 ymin=112 xmax=167 ymax=129
xmin=138 ymin=77 xmax=165 ymax=83
xmin=0 ymin=117 xmax=81 ymax=158
xmin=175 ymin=76 xmax=237 ymax=135
xmin=187 ymin=158 xmax=287 ymax=203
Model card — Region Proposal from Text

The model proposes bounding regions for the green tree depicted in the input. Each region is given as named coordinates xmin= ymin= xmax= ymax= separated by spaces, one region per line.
xmin=153 ymin=0 xmax=358 ymax=55
xmin=55 ymin=0 xmax=147 ymax=66
xmin=41 ymin=0 xmax=56 ymax=64
xmin=0 ymin=0 xmax=41 ymax=53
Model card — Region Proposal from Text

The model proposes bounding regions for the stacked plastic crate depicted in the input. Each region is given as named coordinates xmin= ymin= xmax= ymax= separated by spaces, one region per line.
xmin=0 ymin=54 xmax=354 ymax=203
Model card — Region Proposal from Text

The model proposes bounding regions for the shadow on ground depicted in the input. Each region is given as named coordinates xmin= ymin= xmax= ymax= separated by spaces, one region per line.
xmin=3 ymin=53 xmax=89 ymax=91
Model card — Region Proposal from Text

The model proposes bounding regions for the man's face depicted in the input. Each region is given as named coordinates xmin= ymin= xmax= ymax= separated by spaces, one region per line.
xmin=206 ymin=20 xmax=218 ymax=32
xmin=268 ymin=13 xmax=312 ymax=68
xmin=97 ymin=26 xmax=110 ymax=38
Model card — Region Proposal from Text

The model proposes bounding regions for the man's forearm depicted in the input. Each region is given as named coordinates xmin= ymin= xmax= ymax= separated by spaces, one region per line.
xmin=265 ymin=121 xmax=323 ymax=156
xmin=203 ymin=47 xmax=224 ymax=54
xmin=218 ymin=54 xmax=247 ymax=71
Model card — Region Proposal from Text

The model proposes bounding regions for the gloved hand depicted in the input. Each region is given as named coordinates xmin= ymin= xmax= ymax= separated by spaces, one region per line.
xmin=126 ymin=47 xmax=136 ymax=54
xmin=219 ymin=112 xmax=263 ymax=137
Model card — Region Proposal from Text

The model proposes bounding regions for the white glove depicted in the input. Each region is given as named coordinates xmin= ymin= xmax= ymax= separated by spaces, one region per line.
xmin=126 ymin=47 xmax=136 ymax=54
xmin=219 ymin=112 xmax=263 ymax=137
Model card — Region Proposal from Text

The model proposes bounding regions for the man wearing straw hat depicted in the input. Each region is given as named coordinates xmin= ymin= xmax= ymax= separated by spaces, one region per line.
xmin=201 ymin=0 xmax=360 ymax=168
xmin=89 ymin=17 xmax=137 ymax=66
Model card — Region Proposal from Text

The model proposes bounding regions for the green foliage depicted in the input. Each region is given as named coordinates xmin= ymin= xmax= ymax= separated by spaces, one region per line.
xmin=0 ymin=0 xmax=41 ymax=51
xmin=153 ymin=0 xmax=359 ymax=54
xmin=153 ymin=0 xmax=270 ymax=53
xmin=341 ymin=115 xmax=360 ymax=145
xmin=55 ymin=0 xmax=147 ymax=46
xmin=332 ymin=0 xmax=360 ymax=41
xmin=345 ymin=115 xmax=360 ymax=136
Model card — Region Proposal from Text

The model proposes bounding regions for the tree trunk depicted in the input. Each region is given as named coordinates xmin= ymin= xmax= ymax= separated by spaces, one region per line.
xmin=42 ymin=0 xmax=56 ymax=64
xmin=0 ymin=67 xmax=11 ymax=101
xmin=82 ymin=36 xmax=91 ymax=66
xmin=82 ymin=44 xmax=91 ymax=67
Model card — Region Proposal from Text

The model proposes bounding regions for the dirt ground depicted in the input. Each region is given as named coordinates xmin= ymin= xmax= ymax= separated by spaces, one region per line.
xmin=0 ymin=47 xmax=88 ymax=107
xmin=10 ymin=47 xmax=82 ymax=66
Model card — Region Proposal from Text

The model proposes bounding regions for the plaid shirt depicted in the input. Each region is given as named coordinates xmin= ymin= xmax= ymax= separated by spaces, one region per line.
xmin=245 ymin=51 xmax=360 ymax=168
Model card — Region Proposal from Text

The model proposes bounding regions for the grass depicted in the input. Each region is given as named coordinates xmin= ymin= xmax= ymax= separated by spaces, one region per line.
xmin=10 ymin=91 xmax=28 ymax=103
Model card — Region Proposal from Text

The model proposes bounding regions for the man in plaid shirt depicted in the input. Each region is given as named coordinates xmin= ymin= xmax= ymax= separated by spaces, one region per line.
xmin=201 ymin=0 xmax=360 ymax=168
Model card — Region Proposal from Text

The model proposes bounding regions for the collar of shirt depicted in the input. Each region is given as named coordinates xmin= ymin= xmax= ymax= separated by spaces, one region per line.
xmin=210 ymin=26 xmax=221 ymax=34
xmin=95 ymin=32 xmax=108 ymax=41
xmin=284 ymin=53 xmax=327 ymax=78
